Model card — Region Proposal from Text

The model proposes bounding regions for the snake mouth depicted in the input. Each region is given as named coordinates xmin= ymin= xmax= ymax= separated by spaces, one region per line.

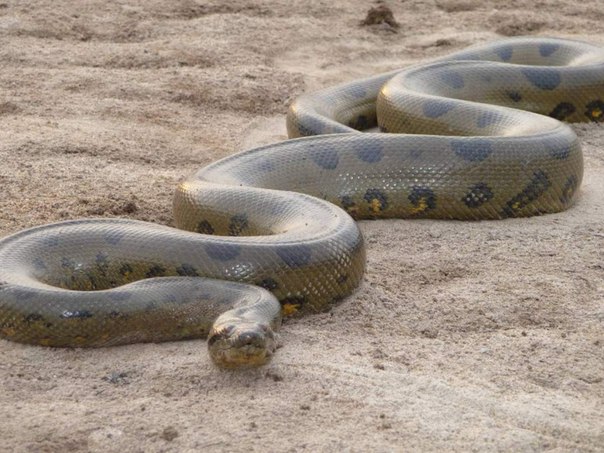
xmin=208 ymin=322 xmax=277 ymax=369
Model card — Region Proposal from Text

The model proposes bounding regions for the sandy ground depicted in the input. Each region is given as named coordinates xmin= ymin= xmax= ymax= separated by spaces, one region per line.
xmin=0 ymin=0 xmax=603 ymax=451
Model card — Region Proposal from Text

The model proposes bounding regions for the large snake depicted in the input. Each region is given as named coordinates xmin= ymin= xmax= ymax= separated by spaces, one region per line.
xmin=0 ymin=37 xmax=603 ymax=368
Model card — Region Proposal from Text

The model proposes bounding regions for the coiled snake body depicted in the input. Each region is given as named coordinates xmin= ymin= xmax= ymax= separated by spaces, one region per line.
xmin=0 ymin=37 xmax=603 ymax=367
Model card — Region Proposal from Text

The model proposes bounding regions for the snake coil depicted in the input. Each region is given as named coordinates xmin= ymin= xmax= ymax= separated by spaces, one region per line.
xmin=0 ymin=37 xmax=602 ymax=367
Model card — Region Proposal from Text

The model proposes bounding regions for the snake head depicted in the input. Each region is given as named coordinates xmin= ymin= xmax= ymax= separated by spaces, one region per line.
xmin=208 ymin=321 xmax=277 ymax=369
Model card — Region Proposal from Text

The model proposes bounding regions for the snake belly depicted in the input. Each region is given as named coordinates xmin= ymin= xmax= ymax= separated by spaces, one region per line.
xmin=0 ymin=37 xmax=603 ymax=367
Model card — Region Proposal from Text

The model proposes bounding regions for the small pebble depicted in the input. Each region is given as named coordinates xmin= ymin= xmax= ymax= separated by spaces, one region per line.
xmin=160 ymin=426 xmax=179 ymax=441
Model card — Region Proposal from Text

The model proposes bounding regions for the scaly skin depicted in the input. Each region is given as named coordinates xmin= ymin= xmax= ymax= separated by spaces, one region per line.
xmin=0 ymin=37 xmax=602 ymax=367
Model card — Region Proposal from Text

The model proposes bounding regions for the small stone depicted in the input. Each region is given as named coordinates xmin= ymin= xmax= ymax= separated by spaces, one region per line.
xmin=420 ymin=328 xmax=438 ymax=339
xmin=102 ymin=371 xmax=129 ymax=385
xmin=265 ymin=370 xmax=284 ymax=382
xmin=160 ymin=426 xmax=179 ymax=441
xmin=121 ymin=201 xmax=138 ymax=214
xmin=360 ymin=5 xmax=400 ymax=31
xmin=435 ymin=38 xmax=452 ymax=47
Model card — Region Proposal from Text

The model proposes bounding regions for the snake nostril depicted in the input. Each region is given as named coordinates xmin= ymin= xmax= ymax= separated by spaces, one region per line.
xmin=237 ymin=331 xmax=264 ymax=348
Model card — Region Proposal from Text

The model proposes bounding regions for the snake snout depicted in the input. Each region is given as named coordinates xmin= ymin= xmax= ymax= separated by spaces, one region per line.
xmin=234 ymin=330 xmax=267 ymax=349
xmin=208 ymin=322 xmax=277 ymax=369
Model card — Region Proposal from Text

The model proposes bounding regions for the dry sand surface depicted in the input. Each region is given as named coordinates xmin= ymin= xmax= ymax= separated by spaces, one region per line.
xmin=1 ymin=0 xmax=603 ymax=451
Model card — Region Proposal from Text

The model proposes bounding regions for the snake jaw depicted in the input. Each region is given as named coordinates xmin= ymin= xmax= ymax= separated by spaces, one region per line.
xmin=208 ymin=321 xmax=277 ymax=369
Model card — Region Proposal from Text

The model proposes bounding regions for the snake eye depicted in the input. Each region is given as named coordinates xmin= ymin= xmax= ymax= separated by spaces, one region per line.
xmin=207 ymin=324 xmax=236 ymax=346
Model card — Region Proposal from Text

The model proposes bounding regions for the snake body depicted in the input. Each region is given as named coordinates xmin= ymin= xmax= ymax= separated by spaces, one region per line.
xmin=0 ymin=37 xmax=603 ymax=367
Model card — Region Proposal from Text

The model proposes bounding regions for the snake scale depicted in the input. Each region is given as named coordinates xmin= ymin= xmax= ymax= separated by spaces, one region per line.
xmin=1 ymin=37 xmax=603 ymax=367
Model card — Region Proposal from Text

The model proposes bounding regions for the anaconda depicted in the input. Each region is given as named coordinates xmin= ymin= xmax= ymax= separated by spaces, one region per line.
xmin=0 ymin=37 xmax=602 ymax=368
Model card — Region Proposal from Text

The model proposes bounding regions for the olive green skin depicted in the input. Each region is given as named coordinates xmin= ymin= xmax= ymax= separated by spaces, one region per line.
xmin=0 ymin=37 xmax=603 ymax=367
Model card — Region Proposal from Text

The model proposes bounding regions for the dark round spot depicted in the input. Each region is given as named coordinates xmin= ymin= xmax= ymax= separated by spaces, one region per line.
xmin=363 ymin=188 xmax=388 ymax=211
xmin=476 ymin=111 xmax=503 ymax=128
xmin=196 ymin=220 xmax=215 ymax=235
xmin=205 ymin=243 xmax=242 ymax=261
xmin=439 ymin=70 xmax=465 ymax=89
xmin=539 ymin=42 xmax=560 ymax=57
xmin=297 ymin=115 xmax=325 ymax=137
xmin=228 ymin=214 xmax=249 ymax=236
xmin=255 ymin=159 xmax=275 ymax=173
xmin=108 ymin=292 xmax=131 ymax=302
xmin=347 ymin=84 xmax=367 ymax=99
xmin=521 ymin=68 xmax=561 ymax=90
xmin=423 ymin=100 xmax=456 ymax=118
xmin=507 ymin=91 xmax=522 ymax=102
xmin=463 ymin=183 xmax=494 ymax=208
xmin=451 ymin=139 xmax=493 ymax=162
xmin=409 ymin=149 xmax=423 ymax=159
xmin=494 ymin=44 xmax=513 ymax=61
xmin=11 ymin=288 xmax=34 ymax=301
xmin=24 ymin=313 xmax=44 ymax=324
xmin=145 ymin=265 xmax=166 ymax=278
xmin=585 ymin=99 xmax=604 ymax=122
xmin=549 ymin=102 xmax=576 ymax=121
xmin=409 ymin=187 xmax=436 ymax=212
xmin=543 ymin=136 xmax=572 ymax=160
xmin=348 ymin=114 xmax=370 ymax=130
xmin=176 ymin=264 xmax=199 ymax=277
xmin=257 ymin=278 xmax=279 ymax=291
xmin=32 ymin=258 xmax=47 ymax=271
xmin=560 ymin=175 xmax=579 ymax=204
xmin=276 ymin=245 xmax=312 ymax=268
xmin=41 ymin=235 xmax=60 ymax=247
xmin=354 ymin=139 xmax=384 ymax=163
xmin=336 ymin=274 xmax=349 ymax=284
xmin=104 ymin=231 xmax=125 ymax=246
xmin=280 ymin=295 xmax=307 ymax=308
xmin=310 ymin=146 xmax=339 ymax=170
xmin=340 ymin=195 xmax=357 ymax=215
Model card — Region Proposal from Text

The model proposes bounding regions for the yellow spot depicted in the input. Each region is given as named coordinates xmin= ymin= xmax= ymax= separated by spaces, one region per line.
xmin=39 ymin=338 xmax=51 ymax=346
xmin=282 ymin=303 xmax=300 ymax=316
xmin=410 ymin=197 xmax=428 ymax=214
xmin=512 ymin=201 xmax=521 ymax=210
xmin=370 ymin=198 xmax=382 ymax=214
xmin=74 ymin=335 xmax=87 ymax=344
xmin=592 ymin=107 xmax=602 ymax=119
xmin=178 ymin=181 xmax=194 ymax=192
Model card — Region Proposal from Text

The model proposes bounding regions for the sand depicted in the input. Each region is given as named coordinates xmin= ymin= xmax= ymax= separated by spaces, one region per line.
xmin=0 ymin=0 xmax=603 ymax=451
